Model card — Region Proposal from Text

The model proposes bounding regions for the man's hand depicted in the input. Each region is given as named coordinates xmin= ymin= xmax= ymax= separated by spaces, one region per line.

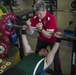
xmin=36 ymin=23 xmax=43 ymax=32
xmin=26 ymin=19 xmax=31 ymax=26
xmin=55 ymin=32 xmax=62 ymax=43
xmin=54 ymin=32 xmax=62 ymax=38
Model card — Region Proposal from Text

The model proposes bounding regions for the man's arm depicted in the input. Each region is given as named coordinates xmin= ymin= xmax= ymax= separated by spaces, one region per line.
xmin=26 ymin=19 xmax=54 ymax=38
xmin=45 ymin=42 xmax=60 ymax=67
xmin=36 ymin=23 xmax=53 ymax=39
xmin=26 ymin=19 xmax=35 ymax=35
xmin=21 ymin=26 xmax=33 ymax=55
xmin=40 ymin=15 xmax=57 ymax=39
xmin=44 ymin=32 xmax=62 ymax=69
xmin=40 ymin=29 xmax=53 ymax=39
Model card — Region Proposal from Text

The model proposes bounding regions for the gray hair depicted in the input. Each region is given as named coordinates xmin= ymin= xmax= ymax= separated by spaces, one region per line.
xmin=34 ymin=0 xmax=46 ymax=11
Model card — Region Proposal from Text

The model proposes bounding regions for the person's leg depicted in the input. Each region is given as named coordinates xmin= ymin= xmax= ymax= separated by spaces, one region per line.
xmin=35 ymin=38 xmax=48 ymax=54
xmin=1 ymin=68 xmax=23 ymax=75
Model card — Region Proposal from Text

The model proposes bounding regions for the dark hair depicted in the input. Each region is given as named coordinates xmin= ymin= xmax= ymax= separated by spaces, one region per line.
xmin=34 ymin=0 xmax=46 ymax=11
xmin=36 ymin=48 xmax=48 ymax=54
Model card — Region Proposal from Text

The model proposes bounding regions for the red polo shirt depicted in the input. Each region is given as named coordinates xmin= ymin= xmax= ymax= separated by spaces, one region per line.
xmin=31 ymin=12 xmax=58 ymax=43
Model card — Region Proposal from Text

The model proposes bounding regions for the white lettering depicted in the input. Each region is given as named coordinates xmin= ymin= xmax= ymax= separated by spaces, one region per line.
xmin=72 ymin=53 xmax=75 ymax=65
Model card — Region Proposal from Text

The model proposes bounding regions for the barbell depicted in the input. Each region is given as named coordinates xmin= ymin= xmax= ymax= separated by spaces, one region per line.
xmin=61 ymin=34 xmax=76 ymax=41
xmin=6 ymin=24 xmax=76 ymax=41
xmin=0 ymin=12 xmax=76 ymax=59
xmin=0 ymin=13 xmax=76 ymax=41
xmin=50 ymin=32 xmax=76 ymax=41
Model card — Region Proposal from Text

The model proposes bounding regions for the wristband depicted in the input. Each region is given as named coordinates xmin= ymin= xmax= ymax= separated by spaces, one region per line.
xmin=22 ymin=30 xmax=26 ymax=34
xmin=56 ymin=38 xmax=62 ymax=43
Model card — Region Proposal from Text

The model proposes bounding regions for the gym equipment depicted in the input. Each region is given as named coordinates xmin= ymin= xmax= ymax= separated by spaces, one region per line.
xmin=2 ymin=0 xmax=17 ymax=6
xmin=15 ymin=26 xmax=24 ymax=59
xmin=64 ymin=26 xmax=76 ymax=75
xmin=0 ymin=34 xmax=10 ymax=46
xmin=50 ymin=31 xmax=76 ymax=41
xmin=0 ymin=9 xmax=3 ymax=17
xmin=0 ymin=5 xmax=8 ymax=13
xmin=0 ymin=13 xmax=17 ymax=57
xmin=15 ymin=9 xmax=35 ymax=21
xmin=71 ymin=27 xmax=76 ymax=75
xmin=0 ymin=13 xmax=17 ymax=37
xmin=9 ymin=32 xmax=17 ymax=44
xmin=0 ymin=42 xmax=9 ymax=58
xmin=0 ymin=5 xmax=8 ymax=18
xmin=7 ymin=24 xmax=37 ymax=31
xmin=71 ymin=0 xmax=76 ymax=9
xmin=4 ymin=22 xmax=76 ymax=41
xmin=7 ymin=24 xmax=24 ymax=28
xmin=61 ymin=33 xmax=76 ymax=41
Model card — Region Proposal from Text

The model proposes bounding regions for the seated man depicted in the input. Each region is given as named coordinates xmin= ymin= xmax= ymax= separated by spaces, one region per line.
xmin=1 ymin=26 xmax=62 ymax=75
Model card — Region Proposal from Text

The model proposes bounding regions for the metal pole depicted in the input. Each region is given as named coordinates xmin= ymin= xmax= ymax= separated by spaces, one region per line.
xmin=8 ymin=0 xmax=14 ymax=13
xmin=71 ymin=27 xmax=76 ymax=75
xmin=15 ymin=16 xmax=25 ymax=59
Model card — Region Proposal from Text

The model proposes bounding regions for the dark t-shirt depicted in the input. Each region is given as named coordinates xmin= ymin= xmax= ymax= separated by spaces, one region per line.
xmin=14 ymin=53 xmax=44 ymax=75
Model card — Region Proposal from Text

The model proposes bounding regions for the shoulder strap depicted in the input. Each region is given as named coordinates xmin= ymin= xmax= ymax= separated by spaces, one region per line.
xmin=33 ymin=58 xmax=44 ymax=75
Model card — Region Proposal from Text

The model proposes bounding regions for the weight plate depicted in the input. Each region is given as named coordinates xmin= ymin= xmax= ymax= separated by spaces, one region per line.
xmin=0 ymin=5 xmax=8 ymax=13
xmin=0 ymin=34 xmax=10 ymax=46
xmin=71 ymin=1 xmax=76 ymax=9
xmin=0 ymin=13 xmax=17 ymax=36
xmin=0 ymin=42 xmax=9 ymax=58
xmin=0 ymin=9 xmax=3 ymax=17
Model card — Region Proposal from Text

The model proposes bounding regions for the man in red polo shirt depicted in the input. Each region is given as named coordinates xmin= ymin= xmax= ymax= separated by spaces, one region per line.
xmin=26 ymin=0 xmax=58 ymax=53
xmin=26 ymin=0 xmax=61 ymax=72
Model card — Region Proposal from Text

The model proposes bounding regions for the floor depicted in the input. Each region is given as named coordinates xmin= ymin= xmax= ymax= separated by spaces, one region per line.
xmin=0 ymin=0 xmax=76 ymax=75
